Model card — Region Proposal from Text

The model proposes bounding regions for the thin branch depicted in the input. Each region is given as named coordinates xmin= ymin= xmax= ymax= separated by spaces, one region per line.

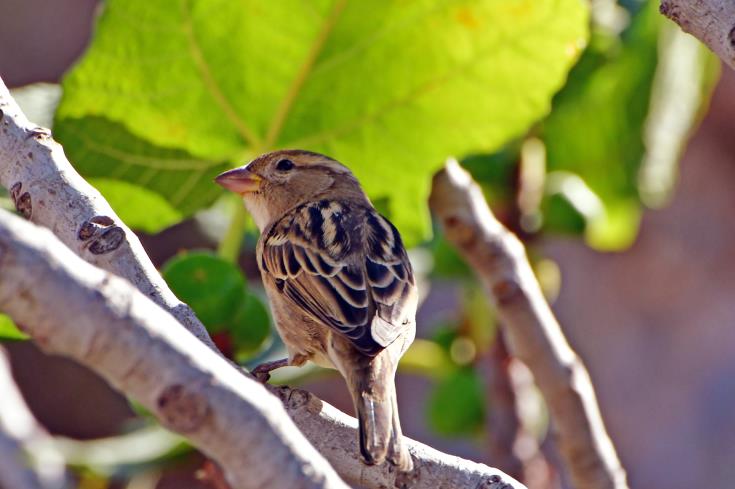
xmin=429 ymin=160 xmax=628 ymax=489
xmin=484 ymin=333 xmax=523 ymax=480
xmin=0 ymin=210 xmax=347 ymax=489
xmin=660 ymin=0 xmax=735 ymax=69
xmin=0 ymin=347 xmax=68 ymax=489
xmin=0 ymin=78 xmax=523 ymax=488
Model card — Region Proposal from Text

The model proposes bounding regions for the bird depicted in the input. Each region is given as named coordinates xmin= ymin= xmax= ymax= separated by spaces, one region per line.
xmin=215 ymin=150 xmax=417 ymax=471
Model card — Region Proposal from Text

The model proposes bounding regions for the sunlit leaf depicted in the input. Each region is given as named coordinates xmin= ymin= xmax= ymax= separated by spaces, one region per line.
xmin=89 ymin=178 xmax=183 ymax=233
xmin=56 ymin=0 xmax=588 ymax=244
xmin=0 ymin=314 xmax=28 ymax=341
xmin=542 ymin=3 xmax=659 ymax=249
xmin=541 ymin=1 xmax=717 ymax=250
xmin=161 ymin=251 xmax=246 ymax=330
xmin=55 ymin=117 xmax=229 ymax=217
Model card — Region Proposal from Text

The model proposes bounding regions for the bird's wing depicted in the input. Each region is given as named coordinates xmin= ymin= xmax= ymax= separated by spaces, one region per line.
xmin=259 ymin=200 xmax=415 ymax=355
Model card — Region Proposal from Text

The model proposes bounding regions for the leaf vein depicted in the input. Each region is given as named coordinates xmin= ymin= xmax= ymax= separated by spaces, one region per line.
xmin=181 ymin=0 xmax=261 ymax=149
xmin=263 ymin=0 xmax=348 ymax=148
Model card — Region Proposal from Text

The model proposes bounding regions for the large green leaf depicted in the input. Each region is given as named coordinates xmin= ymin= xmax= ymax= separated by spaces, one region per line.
xmin=89 ymin=178 xmax=183 ymax=233
xmin=54 ymin=117 xmax=229 ymax=217
xmin=56 ymin=0 xmax=588 ymax=244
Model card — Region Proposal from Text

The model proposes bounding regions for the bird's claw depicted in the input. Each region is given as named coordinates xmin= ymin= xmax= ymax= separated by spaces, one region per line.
xmin=250 ymin=358 xmax=289 ymax=384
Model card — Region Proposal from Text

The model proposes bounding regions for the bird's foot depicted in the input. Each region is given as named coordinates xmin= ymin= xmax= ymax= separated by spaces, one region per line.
xmin=251 ymin=358 xmax=289 ymax=383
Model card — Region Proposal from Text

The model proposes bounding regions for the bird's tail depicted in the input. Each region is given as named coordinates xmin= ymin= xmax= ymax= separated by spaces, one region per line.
xmin=350 ymin=356 xmax=413 ymax=472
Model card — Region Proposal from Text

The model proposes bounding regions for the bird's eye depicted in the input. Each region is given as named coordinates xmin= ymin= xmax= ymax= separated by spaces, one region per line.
xmin=275 ymin=159 xmax=294 ymax=172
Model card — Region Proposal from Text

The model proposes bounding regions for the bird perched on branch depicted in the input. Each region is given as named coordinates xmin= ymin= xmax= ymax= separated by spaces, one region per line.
xmin=215 ymin=150 xmax=416 ymax=471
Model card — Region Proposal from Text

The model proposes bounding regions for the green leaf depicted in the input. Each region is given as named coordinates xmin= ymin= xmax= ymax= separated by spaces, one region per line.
xmin=0 ymin=314 xmax=29 ymax=341
xmin=427 ymin=368 xmax=485 ymax=436
xmin=542 ymin=4 xmax=659 ymax=249
xmin=89 ymin=178 xmax=183 ymax=233
xmin=161 ymin=251 xmax=246 ymax=330
xmin=231 ymin=293 xmax=271 ymax=361
xmin=56 ymin=0 xmax=589 ymax=244
xmin=54 ymin=116 xmax=229 ymax=217
xmin=541 ymin=1 xmax=717 ymax=250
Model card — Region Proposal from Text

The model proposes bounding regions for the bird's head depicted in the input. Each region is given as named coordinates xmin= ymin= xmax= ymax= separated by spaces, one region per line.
xmin=215 ymin=150 xmax=366 ymax=230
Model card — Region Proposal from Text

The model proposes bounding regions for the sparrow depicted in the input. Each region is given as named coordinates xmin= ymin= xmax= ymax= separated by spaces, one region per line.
xmin=215 ymin=150 xmax=417 ymax=471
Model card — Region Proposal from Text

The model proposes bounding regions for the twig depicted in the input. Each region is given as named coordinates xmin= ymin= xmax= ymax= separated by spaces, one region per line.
xmin=0 ymin=209 xmax=347 ymax=489
xmin=0 ymin=76 xmax=524 ymax=488
xmin=484 ymin=333 xmax=523 ymax=480
xmin=429 ymin=160 xmax=628 ymax=489
xmin=659 ymin=0 xmax=735 ymax=69
xmin=0 ymin=347 xmax=68 ymax=489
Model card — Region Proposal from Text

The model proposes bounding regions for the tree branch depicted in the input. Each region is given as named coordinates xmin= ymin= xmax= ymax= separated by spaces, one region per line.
xmin=0 ymin=78 xmax=523 ymax=489
xmin=0 ymin=347 xmax=68 ymax=489
xmin=0 ymin=210 xmax=348 ymax=489
xmin=484 ymin=334 xmax=523 ymax=480
xmin=270 ymin=384 xmax=520 ymax=489
xmin=0 ymin=81 xmax=216 ymax=350
xmin=660 ymin=0 xmax=735 ymax=69
xmin=429 ymin=160 xmax=629 ymax=489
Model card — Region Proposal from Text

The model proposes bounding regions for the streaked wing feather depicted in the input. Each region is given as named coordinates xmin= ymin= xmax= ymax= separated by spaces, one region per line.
xmin=260 ymin=201 xmax=415 ymax=355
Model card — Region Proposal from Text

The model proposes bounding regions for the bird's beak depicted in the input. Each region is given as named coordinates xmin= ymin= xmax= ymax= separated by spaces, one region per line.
xmin=215 ymin=167 xmax=262 ymax=194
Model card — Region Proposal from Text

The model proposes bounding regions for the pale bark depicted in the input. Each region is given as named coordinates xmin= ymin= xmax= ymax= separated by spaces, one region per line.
xmin=0 ymin=210 xmax=347 ymax=489
xmin=429 ymin=160 xmax=628 ymax=489
xmin=0 ymin=76 xmax=523 ymax=489
xmin=0 ymin=347 xmax=67 ymax=489
xmin=660 ymin=0 xmax=735 ymax=69
xmin=270 ymin=384 xmax=520 ymax=489
xmin=0 ymin=80 xmax=215 ymax=349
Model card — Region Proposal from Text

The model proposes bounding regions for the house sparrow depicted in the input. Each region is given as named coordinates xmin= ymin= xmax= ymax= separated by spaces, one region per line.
xmin=215 ymin=150 xmax=416 ymax=471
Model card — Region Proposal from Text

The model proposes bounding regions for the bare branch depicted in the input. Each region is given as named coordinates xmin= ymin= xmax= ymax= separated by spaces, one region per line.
xmin=0 ymin=210 xmax=347 ymax=489
xmin=484 ymin=334 xmax=523 ymax=480
xmin=0 ymin=79 xmax=215 ymax=349
xmin=429 ymin=160 xmax=628 ymax=489
xmin=0 ymin=77 xmax=523 ymax=489
xmin=660 ymin=0 xmax=735 ymax=69
xmin=270 ymin=385 xmax=522 ymax=489
xmin=0 ymin=347 xmax=68 ymax=489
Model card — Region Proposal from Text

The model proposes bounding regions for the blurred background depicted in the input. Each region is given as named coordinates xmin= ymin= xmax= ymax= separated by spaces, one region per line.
xmin=1 ymin=0 xmax=733 ymax=488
